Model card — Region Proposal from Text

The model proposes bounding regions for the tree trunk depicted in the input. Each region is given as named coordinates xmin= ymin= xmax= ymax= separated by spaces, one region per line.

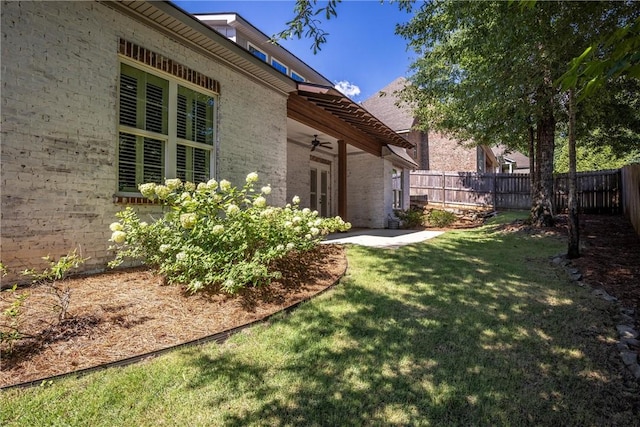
xmin=530 ymin=113 xmax=555 ymax=227
xmin=528 ymin=125 xmax=535 ymax=203
xmin=567 ymin=88 xmax=580 ymax=258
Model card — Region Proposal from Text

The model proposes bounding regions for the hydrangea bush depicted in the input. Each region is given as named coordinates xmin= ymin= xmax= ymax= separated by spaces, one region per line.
xmin=109 ymin=173 xmax=351 ymax=293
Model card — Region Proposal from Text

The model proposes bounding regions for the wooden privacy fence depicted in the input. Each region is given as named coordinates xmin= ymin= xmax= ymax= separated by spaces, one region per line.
xmin=621 ymin=164 xmax=640 ymax=235
xmin=410 ymin=169 xmax=622 ymax=213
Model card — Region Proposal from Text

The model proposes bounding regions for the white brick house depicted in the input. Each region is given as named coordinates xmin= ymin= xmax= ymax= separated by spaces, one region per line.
xmin=1 ymin=1 xmax=416 ymax=280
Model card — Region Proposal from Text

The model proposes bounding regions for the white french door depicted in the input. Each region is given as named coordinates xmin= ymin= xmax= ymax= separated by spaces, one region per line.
xmin=310 ymin=163 xmax=330 ymax=217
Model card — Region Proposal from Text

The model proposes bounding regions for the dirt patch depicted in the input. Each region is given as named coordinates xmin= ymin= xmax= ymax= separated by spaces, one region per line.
xmin=0 ymin=244 xmax=346 ymax=388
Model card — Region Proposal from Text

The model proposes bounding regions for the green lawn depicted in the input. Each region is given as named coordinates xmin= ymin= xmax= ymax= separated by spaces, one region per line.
xmin=1 ymin=212 xmax=634 ymax=426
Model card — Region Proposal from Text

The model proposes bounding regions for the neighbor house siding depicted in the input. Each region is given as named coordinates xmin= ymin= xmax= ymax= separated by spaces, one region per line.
xmin=1 ymin=1 xmax=287 ymax=280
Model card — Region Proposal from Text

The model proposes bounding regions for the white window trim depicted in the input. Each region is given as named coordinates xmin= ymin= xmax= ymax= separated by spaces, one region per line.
xmin=271 ymin=57 xmax=288 ymax=75
xmin=117 ymin=57 xmax=217 ymax=197
xmin=290 ymin=69 xmax=305 ymax=82
xmin=392 ymin=168 xmax=404 ymax=210
xmin=247 ymin=42 xmax=267 ymax=62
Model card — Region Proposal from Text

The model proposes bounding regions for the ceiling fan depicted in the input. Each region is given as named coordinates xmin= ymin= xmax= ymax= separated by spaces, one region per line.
xmin=311 ymin=135 xmax=333 ymax=151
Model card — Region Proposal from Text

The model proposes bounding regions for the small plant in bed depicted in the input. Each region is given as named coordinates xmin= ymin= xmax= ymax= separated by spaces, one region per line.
xmin=109 ymin=173 xmax=351 ymax=294
xmin=426 ymin=209 xmax=457 ymax=228
xmin=394 ymin=208 xmax=426 ymax=229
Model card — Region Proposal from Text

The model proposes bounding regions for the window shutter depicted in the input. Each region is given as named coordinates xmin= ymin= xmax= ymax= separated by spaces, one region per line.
xmin=142 ymin=137 xmax=164 ymax=184
xmin=119 ymin=74 xmax=138 ymax=127
xmin=118 ymin=133 xmax=137 ymax=192
xmin=145 ymin=83 xmax=165 ymax=133
xmin=177 ymin=94 xmax=187 ymax=140
xmin=192 ymin=99 xmax=208 ymax=144
xmin=176 ymin=144 xmax=187 ymax=181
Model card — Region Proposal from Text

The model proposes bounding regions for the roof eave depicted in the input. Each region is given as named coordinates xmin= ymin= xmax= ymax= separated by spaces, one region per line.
xmin=101 ymin=0 xmax=297 ymax=95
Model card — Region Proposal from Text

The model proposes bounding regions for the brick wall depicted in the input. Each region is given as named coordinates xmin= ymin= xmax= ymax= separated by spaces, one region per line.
xmin=347 ymin=153 xmax=387 ymax=228
xmin=1 ymin=1 xmax=288 ymax=281
xmin=425 ymin=131 xmax=478 ymax=172
xmin=286 ymin=141 xmax=311 ymax=207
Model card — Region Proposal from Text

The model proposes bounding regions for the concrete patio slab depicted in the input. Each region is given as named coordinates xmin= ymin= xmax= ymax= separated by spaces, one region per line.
xmin=322 ymin=228 xmax=445 ymax=249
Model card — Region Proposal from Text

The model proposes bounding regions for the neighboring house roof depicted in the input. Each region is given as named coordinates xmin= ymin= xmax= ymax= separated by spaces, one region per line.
xmin=492 ymin=145 xmax=530 ymax=169
xmin=361 ymin=77 xmax=414 ymax=132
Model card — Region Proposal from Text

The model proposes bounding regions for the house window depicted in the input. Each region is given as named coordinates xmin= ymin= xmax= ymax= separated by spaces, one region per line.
xmin=392 ymin=168 xmax=404 ymax=209
xmin=291 ymin=70 xmax=305 ymax=82
xmin=291 ymin=71 xmax=305 ymax=82
xmin=248 ymin=43 xmax=267 ymax=62
xmin=271 ymin=58 xmax=288 ymax=75
xmin=118 ymin=62 xmax=216 ymax=193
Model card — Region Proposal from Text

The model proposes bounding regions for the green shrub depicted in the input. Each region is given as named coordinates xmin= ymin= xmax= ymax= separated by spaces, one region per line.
xmin=109 ymin=173 xmax=351 ymax=294
xmin=395 ymin=208 xmax=425 ymax=229
xmin=427 ymin=209 xmax=457 ymax=228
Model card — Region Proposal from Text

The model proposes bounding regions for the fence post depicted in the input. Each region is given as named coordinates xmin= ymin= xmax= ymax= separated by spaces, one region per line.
xmin=442 ymin=171 xmax=446 ymax=208
xmin=493 ymin=173 xmax=497 ymax=209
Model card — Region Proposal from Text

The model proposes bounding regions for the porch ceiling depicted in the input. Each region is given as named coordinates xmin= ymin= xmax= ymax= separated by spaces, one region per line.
xmin=288 ymin=83 xmax=415 ymax=157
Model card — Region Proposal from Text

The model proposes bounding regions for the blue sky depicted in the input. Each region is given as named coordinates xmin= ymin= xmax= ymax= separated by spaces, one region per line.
xmin=171 ymin=0 xmax=416 ymax=102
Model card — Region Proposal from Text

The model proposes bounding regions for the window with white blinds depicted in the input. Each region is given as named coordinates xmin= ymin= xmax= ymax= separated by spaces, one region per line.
xmin=118 ymin=62 xmax=216 ymax=194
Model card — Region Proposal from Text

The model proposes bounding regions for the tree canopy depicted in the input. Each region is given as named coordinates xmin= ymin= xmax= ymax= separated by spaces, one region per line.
xmin=277 ymin=1 xmax=640 ymax=225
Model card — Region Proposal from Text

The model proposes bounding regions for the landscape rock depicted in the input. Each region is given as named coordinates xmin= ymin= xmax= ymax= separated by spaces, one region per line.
xmin=620 ymin=351 xmax=638 ymax=366
xmin=631 ymin=364 xmax=640 ymax=380
xmin=593 ymin=288 xmax=618 ymax=302
xmin=616 ymin=324 xmax=639 ymax=340
xmin=621 ymin=337 xmax=640 ymax=348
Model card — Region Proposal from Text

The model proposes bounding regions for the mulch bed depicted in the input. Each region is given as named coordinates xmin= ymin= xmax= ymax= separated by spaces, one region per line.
xmin=0 ymin=244 xmax=347 ymax=388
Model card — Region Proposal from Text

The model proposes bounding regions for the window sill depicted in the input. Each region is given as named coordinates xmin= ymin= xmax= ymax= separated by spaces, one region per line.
xmin=113 ymin=195 xmax=160 ymax=205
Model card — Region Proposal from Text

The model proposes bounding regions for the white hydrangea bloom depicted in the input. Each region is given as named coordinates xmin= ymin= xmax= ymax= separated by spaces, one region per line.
xmin=110 ymin=231 xmax=126 ymax=244
xmin=159 ymin=244 xmax=171 ymax=253
xmin=220 ymin=179 xmax=232 ymax=192
xmin=184 ymin=181 xmax=196 ymax=192
xmin=253 ymin=196 xmax=267 ymax=208
xmin=292 ymin=195 xmax=300 ymax=205
xmin=180 ymin=213 xmax=197 ymax=229
xmin=305 ymin=234 xmax=312 ymax=240
xmin=139 ymin=222 xmax=148 ymax=228
xmin=302 ymin=208 xmax=310 ymax=214
xmin=286 ymin=243 xmax=295 ymax=251
xmin=310 ymin=227 xmax=320 ymax=236
xmin=212 ymin=224 xmax=225 ymax=235
xmin=246 ymin=172 xmax=259 ymax=184
xmin=226 ymin=204 xmax=240 ymax=216
xmin=109 ymin=222 xmax=123 ymax=232
xmin=155 ymin=185 xmax=171 ymax=199
xmin=207 ymin=179 xmax=218 ymax=190
xmin=261 ymin=185 xmax=271 ymax=195
xmin=176 ymin=252 xmax=187 ymax=261
xmin=165 ymin=178 xmax=182 ymax=190
xmin=138 ymin=183 xmax=157 ymax=199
